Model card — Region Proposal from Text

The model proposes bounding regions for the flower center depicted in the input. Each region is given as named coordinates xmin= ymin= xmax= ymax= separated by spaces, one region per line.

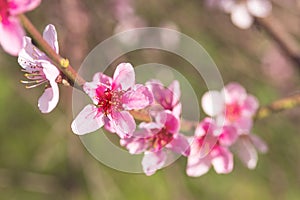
xmin=225 ymin=102 xmax=241 ymax=122
xmin=0 ymin=0 xmax=9 ymax=23
xmin=20 ymin=65 xmax=48 ymax=89
xmin=96 ymin=88 xmax=123 ymax=115
xmin=149 ymin=128 xmax=173 ymax=151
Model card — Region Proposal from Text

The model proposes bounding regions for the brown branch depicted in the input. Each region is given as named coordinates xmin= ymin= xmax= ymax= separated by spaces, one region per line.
xmin=255 ymin=15 xmax=300 ymax=71
xmin=19 ymin=14 xmax=86 ymax=90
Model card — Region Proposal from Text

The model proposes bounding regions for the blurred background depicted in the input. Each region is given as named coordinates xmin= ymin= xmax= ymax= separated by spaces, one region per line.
xmin=0 ymin=0 xmax=300 ymax=199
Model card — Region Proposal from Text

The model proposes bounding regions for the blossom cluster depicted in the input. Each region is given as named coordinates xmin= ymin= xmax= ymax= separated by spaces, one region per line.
xmin=70 ymin=63 xmax=267 ymax=176
xmin=1 ymin=1 xmax=268 ymax=177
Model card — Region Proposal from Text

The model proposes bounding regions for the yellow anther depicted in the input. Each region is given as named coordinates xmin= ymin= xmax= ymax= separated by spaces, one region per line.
xmin=60 ymin=58 xmax=69 ymax=68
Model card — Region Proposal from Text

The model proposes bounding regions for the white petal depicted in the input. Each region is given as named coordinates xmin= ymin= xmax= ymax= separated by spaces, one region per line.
xmin=142 ymin=150 xmax=166 ymax=176
xmin=201 ymin=90 xmax=224 ymax=116
xmin=235 ymin=137 xmax=258 ymax=169
xmin=247 ymin=0 xmax=272 ymax=18
xmin=71 ymin=105 xmax=105 ymax=135
xmin=43 ymin=24 xmax=59 ymax=53
xmin=231 ymin=4 xmax=254 ymax=29
xmin=186 ymin=155 xmax=211 ymax=177
xmin=38 ymin=86 xmax=59 ymax=113
xmin=41 ymin=61 xmax=60 ymax=82
xmin=113 ymin=63 xmax=135 ymax=90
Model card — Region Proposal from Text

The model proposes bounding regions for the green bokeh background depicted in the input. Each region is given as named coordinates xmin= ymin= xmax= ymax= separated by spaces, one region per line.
xmin=0 ymin=0 xmax=300 ymax=199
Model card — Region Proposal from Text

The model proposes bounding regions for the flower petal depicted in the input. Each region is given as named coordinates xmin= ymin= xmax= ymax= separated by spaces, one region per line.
xmin=0 ymin=18 xmax=24 ymax=56
xmin=186 ymin=154 xmax=211 ymax=177
xmin=211 ymin=146 xmax=234 ymax=174
xmin=111 ymin=110 xmax=136 ymax=138
xmin=235 ymin=137 xmax=258 ymax=169
xmin=43 ymin=24 xmax=59 ymax=53
xmin=230 ymin=4 xmax=253 ymax=29
xmin=168 ymin=80 xmax=181 ymax=106
xmin=243 ymin=95 xmax=259 ymax=116
xmin=38 ymin=85 xmax=59 ymax=113
xmin=18 ymin=36 xmax=44 ymax=70
xmin=247 ymin=0 xmax=272 ymax=18
xmin=219 ymin=125 xmax=238 ymax=146
xmin=223 ymin=82 xmax=247 ymax=103
xmin=142 ymin=150 xmax=166 ymax=176
xmin=120 ymin=130 xmax=149 ymax=154
xmin=41 ymin=61 xmax=60 ymax=82
xmin=250 ymin=134 xmax=268 ymax=153
xmin=112 ymin=63 xmax=135 ymax=90
xmin=201 ymin=90 xmax=224 ymax=117
xmin=8 ymin=0 xmax=41 ymax=15
xmin=71 ymin=105 xmax=105 ymax=135
xmin=155 ymin=111 xmax=179 ymax=133
xmin=166 ymin=133 xmax=190 ymax=156
xmin=122 ymin=84 xmax=153 ymax=110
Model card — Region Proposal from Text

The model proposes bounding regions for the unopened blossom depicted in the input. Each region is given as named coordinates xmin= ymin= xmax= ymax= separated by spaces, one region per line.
xmin=202 ymin=82 xmax=259 ymax=134
xmin=206 ymin=0 xmax=272 ymax=29
xmin=146 ymin=80 xmax=182 ymax=118
xmin=121 ymin=111 xmax=190 ymax=176
xmin=18 ymin=24 xmax=60 ymax=113
xmin=71 ymin=63 xmax=153 ymax=138
xmin=0 ymin=0 xmax=41 ymax=55
xmin=186 ymin=118 xmax=238 ymax=177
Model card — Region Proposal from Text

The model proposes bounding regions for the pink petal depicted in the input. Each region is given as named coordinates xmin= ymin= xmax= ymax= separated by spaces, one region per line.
xmin=71 ymin=105 xmax=105 ymax=135
xmin=235 ymin=137 xmax=258 ymax=169
xmin=247 ymin=0 xmax=272 ymax=18
xmin=8 ymin=0 xmax=41 ymax=15
xmin=142 ymin=150 xmax=166 ymax=176
xmin=104 ymin=118 xmax=116 ymax=133
xmin=122 ymin=84 xmax=153 ymax=110
xmin=250 ymin=134 xmax=268 ymax=153
xmin=92 ymin=72 xmax=112 ymax=87
xmin=38 ymin=85 xmax=59 ymax=113
xmin=111 ymin=110 xmax=136 ymax=138
xmin=211 ymin=146 xmax=234 ymax=174
xmin=166 ymin=133 xmax=190 ymax=156
xmin=230 ymin=4 xmax=253 ymax=29
xmin=120 ymin=131 xmax=149 ymax=154
xmin=172 ymin=102 xmax=182 ymax=118
xmin=186 ymin=154 xmax=211 ymax=177
xmin=195 ymin=118 xmax=215 ymax=137
xmin=168 ymin=80 xmax=181 ymax=106
xmin=0 ymin=18 xmax=24 ymax=56
xmin=219 ymin=125 xmax=238 ymax=146
xmin=235 ymin=117 xmax=253 ymax=134
xmin=155 ymin=111 xmax=179 ymax=134
xmin=223 ymin=82 xmax=247 ymax=103
xmin=43 ymin=24 xmax=59 ymax=54
xmin=243 ymin=95 xmax=259 ymax=116
xmin=112 ymin=63 xmax=135 ymax=90
xmin=201 ymin=90 xmax=224 ymax=117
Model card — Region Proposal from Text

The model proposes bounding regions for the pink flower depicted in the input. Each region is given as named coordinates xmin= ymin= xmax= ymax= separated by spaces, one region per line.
xmin=146 ymin=80 xmax=182 ymax=117
xmin=0 ymin=0 xmax=41 ymax=55
xmin=18 ymin=24 xmax=60 ymax=113
xmin=202 ymin=82 xmax=259 ymax=134
xmin=234 ymin=133 xmax=268 ymax=169
xmin=71 ymin=63 xmax=153 ymax=138
xmin=186 ymin=118 xmax=238 ymax=177
xmin=121 ymin=111 xmax=190 ymax=175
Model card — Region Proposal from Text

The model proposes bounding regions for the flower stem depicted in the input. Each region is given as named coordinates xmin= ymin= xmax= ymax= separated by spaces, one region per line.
xmin=255 ymin=93 xmax=300 ymax=120
xmin=19 ymin=14 xmax=86 ymax=89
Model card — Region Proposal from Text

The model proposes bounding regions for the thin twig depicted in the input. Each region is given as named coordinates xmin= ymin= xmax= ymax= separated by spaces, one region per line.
xmin=255 ymin=15 xmax=300 ymax=71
